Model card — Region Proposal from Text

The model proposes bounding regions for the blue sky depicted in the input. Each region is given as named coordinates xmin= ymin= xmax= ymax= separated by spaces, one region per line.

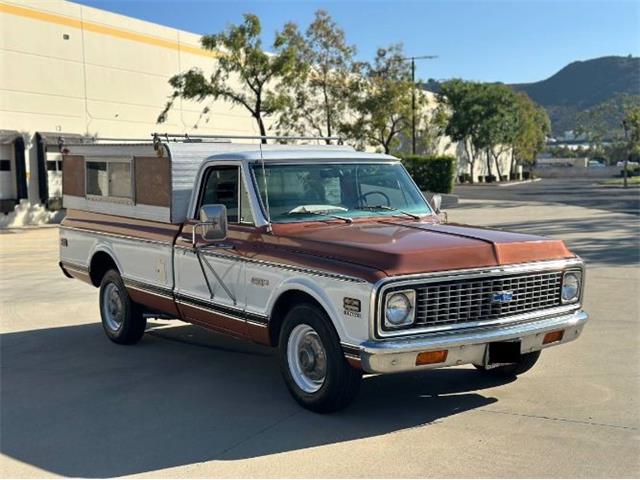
xmin=76 ymin=0 xmax=639 ymax=84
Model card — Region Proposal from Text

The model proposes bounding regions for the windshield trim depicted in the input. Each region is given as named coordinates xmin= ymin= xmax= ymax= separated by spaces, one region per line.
xmin=249 ymin=161 xmax=433 ymax=225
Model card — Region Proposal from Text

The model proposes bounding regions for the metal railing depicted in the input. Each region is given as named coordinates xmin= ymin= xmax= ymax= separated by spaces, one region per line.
xmin=151 ymin=132 xmax=343 ymax=144
xmin=56 ymin=132 xmax=344 ymax=149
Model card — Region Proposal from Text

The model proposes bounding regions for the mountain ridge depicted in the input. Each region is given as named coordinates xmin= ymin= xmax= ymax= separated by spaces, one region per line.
xmin=424 ymin=55 xmax=640 ymax=136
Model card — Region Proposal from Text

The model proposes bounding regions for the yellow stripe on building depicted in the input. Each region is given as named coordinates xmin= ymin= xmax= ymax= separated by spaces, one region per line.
xmin=0 ymin=2 xmax=219 ymax=58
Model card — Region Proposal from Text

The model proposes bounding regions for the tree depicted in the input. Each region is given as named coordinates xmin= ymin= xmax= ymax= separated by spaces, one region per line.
xmin=476 ymin=83 xmax=519 ymax=180
xmin=622 ymin=105 xmax=640 ymax=187
xmin=623 ymin=106 xmax=640 ymax=154
xmin=437 ymin=80 xmax=487 ymax=182
xmin=157 ymin=14 xmax=301 ymax=142
xmin=274 ymin=10 xmax=357 ymax=142
xmin=576 ymin=93 xmax=640 ymax=147
xmin=511 ymin=92 xmax=550 ymax=173
xmin=345 ymin=44 xmax=416 ymax=154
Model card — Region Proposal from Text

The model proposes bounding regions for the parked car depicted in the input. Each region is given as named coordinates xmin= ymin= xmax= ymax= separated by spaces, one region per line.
xmin=58 ymin=135 xmax=588 ymax=412
xmin=616 ymin=161 xmax=639 ymax=168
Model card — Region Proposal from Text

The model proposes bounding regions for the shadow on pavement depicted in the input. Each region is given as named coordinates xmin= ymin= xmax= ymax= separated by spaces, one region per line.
xmin=1 ymin=322 xmax=503 ymax=477
xmin=454 ymin=178 xmax=640 ymax=215
xmin=491 ymin=218 xmax=640 ymax=266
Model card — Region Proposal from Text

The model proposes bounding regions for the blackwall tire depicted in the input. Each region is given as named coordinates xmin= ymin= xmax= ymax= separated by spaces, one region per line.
xmin=99 ymin=269 xmax=146 ymax=345
xmin=278 ymin=303 xmax=362 ymax=413
xmin=474 ymin=350 xmax=541 ymax=377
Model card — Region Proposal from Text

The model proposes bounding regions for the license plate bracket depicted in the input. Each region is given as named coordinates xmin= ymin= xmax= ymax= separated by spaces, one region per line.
xmin=486 ymin=340 xmax=522 ymax=365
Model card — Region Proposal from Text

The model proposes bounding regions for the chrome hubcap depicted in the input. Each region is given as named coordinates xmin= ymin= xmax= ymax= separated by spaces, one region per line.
xmin=103 ymin=283 xmax=124 ymax=332
xmin=287 ymin=324 xmax=327 ymax=393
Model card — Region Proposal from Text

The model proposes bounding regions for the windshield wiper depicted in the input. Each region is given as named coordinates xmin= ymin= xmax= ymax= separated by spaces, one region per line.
xmin=355 ymin=205 xmax=421 ymax=220
xmin=286 ymin=209 xmax=353 ymax=224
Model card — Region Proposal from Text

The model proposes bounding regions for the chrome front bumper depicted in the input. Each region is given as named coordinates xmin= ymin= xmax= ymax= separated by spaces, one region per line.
xmin=360 ymin=310 xmax=588 ymax=374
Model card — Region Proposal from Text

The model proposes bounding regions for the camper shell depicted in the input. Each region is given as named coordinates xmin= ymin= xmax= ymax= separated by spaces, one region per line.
xmin=61 ymin=138 xmax=373 ymax=224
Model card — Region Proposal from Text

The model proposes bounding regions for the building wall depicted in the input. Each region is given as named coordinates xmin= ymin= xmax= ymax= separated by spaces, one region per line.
xmin=1 ymin=0 xmax=266 ymax=221
xmin=0 ymin=0 xmax=258 ymax=138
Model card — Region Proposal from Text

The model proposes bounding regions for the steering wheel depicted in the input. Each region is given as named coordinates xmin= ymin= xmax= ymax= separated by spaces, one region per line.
xmin=359 ymin=190 xmax=391 ymax=207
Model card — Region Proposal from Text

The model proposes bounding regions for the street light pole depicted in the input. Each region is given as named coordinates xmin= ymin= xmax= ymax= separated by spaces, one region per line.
xmin=622 ymin=119 xmax=629 ymax=189
xmin=401 ymin=55 xmax=438 ymax=155
xmin=411 ymin=57 xmax=416 ymax=155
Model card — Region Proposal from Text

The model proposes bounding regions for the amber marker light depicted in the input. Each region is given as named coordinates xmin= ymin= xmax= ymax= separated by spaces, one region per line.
xmin=415 ymin=350 xmax=448 ymax=366
xmin=543 ymin=330 xmax=564 ymax=345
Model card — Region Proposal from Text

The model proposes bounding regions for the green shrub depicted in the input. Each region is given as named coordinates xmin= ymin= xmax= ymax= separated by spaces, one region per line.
xmin=620 ymin=164 xmax=640 ymax=177
xmin=400 ymin=155 xmax=457 ymax=193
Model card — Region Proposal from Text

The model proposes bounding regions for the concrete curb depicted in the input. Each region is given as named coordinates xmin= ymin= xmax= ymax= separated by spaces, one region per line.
xmin=497 ymin=178 xmax=542 ymax=187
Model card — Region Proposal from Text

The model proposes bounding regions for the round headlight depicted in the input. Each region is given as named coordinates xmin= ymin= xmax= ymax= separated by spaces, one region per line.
xmin=385 ymin=292 xmax=414 ymax=326
xmin=562 ymin=272 xmax=581 ymax=302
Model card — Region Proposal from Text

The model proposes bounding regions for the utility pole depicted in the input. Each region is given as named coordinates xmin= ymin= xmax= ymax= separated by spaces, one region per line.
xmin=401 ymin=55 xmax=438 ymax=154
xmin=622 ymin=119 xmax=630 ymax=189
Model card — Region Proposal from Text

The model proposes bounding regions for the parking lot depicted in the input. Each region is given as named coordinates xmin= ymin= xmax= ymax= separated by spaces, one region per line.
xmin=1 ymin=180 xmax=639 ymax=478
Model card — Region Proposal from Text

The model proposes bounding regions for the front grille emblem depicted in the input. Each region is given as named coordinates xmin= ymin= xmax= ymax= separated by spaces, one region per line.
xmin=491 ymin=291 xmax=514 ymax=303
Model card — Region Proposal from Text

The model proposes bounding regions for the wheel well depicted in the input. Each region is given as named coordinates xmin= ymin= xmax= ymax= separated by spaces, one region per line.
xmin=89 ymin=251 xmax=118 ymax=287
xmin=269 ymin=290 xmax=327 ymax=347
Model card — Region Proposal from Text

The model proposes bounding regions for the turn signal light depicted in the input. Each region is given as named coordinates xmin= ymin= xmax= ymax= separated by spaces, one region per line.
xmin=416 ymin=350 xmax=448 ymax=366
xmin=543 ymin=330 xmax=564 ymax=345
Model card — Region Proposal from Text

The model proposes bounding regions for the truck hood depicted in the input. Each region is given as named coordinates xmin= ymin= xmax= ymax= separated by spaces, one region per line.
xmin=270 ymin=218 xmax=574 ymax=277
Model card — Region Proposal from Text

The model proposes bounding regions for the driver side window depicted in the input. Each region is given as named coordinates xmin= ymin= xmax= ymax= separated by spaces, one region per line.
xmin=200 ymin=166 xmax=254 ymax=224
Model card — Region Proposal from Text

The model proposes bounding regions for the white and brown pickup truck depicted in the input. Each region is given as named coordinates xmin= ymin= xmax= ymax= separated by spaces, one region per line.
xmin=58 ymin=135 xmax=588 ymax=412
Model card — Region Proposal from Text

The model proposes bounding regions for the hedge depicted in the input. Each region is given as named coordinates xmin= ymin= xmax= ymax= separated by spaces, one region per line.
xmin=400 ymin=155 xmax=457 ymax=194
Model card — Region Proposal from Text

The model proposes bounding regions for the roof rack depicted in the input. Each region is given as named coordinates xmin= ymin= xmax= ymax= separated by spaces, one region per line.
xmin=57 ymin=133 xmax=345 ymax=150
xmin=151 ymin=132 xmax=343 ymax=144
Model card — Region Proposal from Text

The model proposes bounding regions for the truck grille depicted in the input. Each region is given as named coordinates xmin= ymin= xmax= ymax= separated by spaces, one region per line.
xmin=407 ymin=271 xmax=564 ymax=329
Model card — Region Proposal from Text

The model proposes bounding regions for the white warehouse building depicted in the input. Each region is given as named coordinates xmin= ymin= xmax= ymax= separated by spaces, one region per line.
xmin=0 ymin=0 xmax=266 ymax=225
xmin=0 ymin=0 xmax=509 ymax=226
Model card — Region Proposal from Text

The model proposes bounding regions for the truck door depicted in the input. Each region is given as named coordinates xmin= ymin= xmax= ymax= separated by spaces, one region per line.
xmin=173 ymin=164 xmax=254 ymax=338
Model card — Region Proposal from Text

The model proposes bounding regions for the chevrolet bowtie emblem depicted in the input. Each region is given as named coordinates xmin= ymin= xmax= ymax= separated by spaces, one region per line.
xmin=491 ymin=291 xmax=514 ymax=303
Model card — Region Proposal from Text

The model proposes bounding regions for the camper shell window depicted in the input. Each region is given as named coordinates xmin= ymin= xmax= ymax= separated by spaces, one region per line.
xmin=86 ymin=157 xmax=133 ymax=202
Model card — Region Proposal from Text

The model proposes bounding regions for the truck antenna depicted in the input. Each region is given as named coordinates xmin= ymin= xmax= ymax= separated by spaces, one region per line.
xmin=259 ymin=142 xmax=272 ymax=233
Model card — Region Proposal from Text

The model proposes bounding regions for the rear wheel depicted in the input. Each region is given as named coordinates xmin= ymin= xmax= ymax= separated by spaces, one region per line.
xmin=474 ymin=350 xmax=541 ymax=377
xmin=99 ymin=269 xmax=146 ymax=345
xmin=279 ymin=304 xmax=362 ymax=413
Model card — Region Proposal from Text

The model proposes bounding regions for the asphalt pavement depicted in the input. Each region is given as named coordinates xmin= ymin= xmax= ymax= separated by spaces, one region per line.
xmin=1 ymin=186 xmax=639 ymax=477
xmin=454 ymin=177 xmax=640 ymax=215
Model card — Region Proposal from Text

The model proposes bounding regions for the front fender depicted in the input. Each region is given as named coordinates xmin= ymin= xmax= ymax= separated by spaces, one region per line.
xmin=266 ymin=275 xmax=373 ymax=346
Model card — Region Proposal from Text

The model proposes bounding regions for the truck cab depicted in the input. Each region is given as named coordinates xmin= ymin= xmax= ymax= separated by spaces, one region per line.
xmin=59 ymin=135 xmax=588 ymax=412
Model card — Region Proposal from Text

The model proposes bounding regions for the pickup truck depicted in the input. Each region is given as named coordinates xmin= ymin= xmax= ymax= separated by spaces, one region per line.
xmin=58 ymin=135 xmax=588 ymax=412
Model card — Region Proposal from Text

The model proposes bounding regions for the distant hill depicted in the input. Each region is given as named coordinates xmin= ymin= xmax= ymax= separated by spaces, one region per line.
xmin=423 ymin=56 xmax=640 ymax=137
xmin=512 ymin=56 xmax=640 ymax=136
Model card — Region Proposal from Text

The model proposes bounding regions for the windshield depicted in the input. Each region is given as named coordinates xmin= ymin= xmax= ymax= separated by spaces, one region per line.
xmin=252 ymin=162 xmax=432 ymax=223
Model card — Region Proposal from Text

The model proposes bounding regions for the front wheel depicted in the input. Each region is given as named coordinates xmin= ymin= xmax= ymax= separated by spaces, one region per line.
xmin=474 ymin=350 xmax=541 ymax=377
xmin=99 ymin=269 xmax=146 ymax=345
xmin=279 ymin=304 xmax=361 ymax=413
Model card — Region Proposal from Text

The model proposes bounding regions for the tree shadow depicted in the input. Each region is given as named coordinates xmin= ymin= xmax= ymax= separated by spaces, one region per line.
xmin=453 ymin=180 xmax=640 ymax=215
xmin=1 ymin=322 xmax=504 ymax=477
xmin=489 ymin=217 xmax=640 ymax=266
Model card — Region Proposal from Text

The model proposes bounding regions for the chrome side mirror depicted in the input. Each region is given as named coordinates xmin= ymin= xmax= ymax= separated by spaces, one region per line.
xmin=430 ymin=193 xmax=442 ymax=214
xmin=192 ymin=204 xmax=227 ymax=246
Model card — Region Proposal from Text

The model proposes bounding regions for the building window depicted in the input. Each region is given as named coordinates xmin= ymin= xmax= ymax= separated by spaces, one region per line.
xmin=86 ymin=157 xmax=133 ymax=201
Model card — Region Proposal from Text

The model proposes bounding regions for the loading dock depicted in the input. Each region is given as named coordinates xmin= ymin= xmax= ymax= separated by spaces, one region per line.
xmin=0 ymin=131 xmax=28 ymax=214
xmin=35 ymin=132 xmax=90 ymax=211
